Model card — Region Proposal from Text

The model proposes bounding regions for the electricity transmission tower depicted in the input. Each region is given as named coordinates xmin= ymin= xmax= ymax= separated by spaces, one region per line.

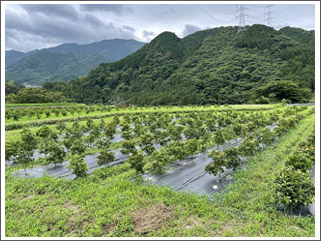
xmin=236 ymin=4 xmax=248 ymax=33
xmin=264 ymin=4 xmax=274 ymax=27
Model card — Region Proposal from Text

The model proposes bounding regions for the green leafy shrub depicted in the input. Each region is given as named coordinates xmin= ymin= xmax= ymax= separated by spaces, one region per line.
xmin=146 ymin=149 xmax=173 ymax=174
xmin=97 ymin=151 xmax=115 ymax=166
xmin=285 ymin=152 xmax=314 ymax=171
xmin=21 ymin=128 xmax=37 ymax=149
xmin=139 ymin=133 xmax=156 ymax=155
xmin=128 ymin=151 xmax=145 ymax=176
xmin=205 ymin=150 xmax=226 ymax=182
xmin=121 ymin=140 xmax=137 ymax=157
xmin=68 ymin=155 xmax=88 ymax=178
xmin=274 ymin=166 xmax=314 ymax=210
xmin=36 ymin=125 xmax=52 ymax=138
xmin=69 ymin=139 xmax=87 ymax=155
xmin=39 ymin=140 xmax=66 ymax=165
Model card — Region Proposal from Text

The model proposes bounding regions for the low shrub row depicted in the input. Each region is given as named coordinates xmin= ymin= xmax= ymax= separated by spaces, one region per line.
xmin=274 ymin=129 xmax=315 ymax=211
xmin=5 ymin=106 xmax=279 ymax=131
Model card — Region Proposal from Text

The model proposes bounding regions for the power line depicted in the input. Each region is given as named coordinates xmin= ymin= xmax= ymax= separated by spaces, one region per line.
xmin=228 ymin=4 xmax=237 ymax=17
xmin=211 ymin=5 xmax=231 ymax=15
xmin=196 ymin=5 xmax=236 ymax=24
xmin=248 ymin=15 xmax=263 ymax=22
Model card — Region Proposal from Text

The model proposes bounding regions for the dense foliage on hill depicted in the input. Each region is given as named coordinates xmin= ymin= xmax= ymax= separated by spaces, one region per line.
xmin=43 ymin=25 xmax=315 ymax=105
xmin=5 ymin=39 xmax=145 ymax=85
xmin=6 ymin=87 xmax=68 ymax=103
xmin=252 ymin=81 xmax=312 ymax=104
xmin=5 ymin=81 xmax=25 ymax=96
xmin=278 ymin=26 xmax=315 ymax=45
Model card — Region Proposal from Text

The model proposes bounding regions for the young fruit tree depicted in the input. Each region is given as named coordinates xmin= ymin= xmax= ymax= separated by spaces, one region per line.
xmin=97 ymin=149 xmax=115 ymax=166
xmin=56 ymin=120 xmax=66 ymax=133
xmin=97 ymin=139 xmax=115 ymax=166
xmin=183 ymin=126 xmax=200 ymax=140
xmin=5 ymin=142 xmax=17 ymax=163
xmin=6 ymin=140 xmax=33 ymax=166
xmin=139 ymin=133 xmax=156 ymax=156
xmin=39 ymin=140 xmax=66 ymax=166
xmin=86 ymin=126 xmax=101 ymax=146
xmin=121 ymin=140 xmax=137 ymax=157
xmin=222 ymin=127 xmax=236 ymax=145
xmin=238 ymin=136 xmax=261 ymax=157
xmin=36 ymin=125 xmax=52 ymax=139
xmin=21 ymin=128 xmax=37 ymax=150
xmin=18 ymin=145 xmax=34 ymax=175
xmin=185 ymin=138 xmax=199 ymax=159
xmin=223 ymin=147 xmax=242 ymax=170
xmin=133 ymin=123 xmax=144 ymax=137
xmin=104 ymin=123 xmax=116 ymax=139
xmin=168 ymin=125 xmax=184 ymax=141
xmin=68 ymin=154 xmax=89 ymax=179
xmin=167 ymin=141 xmax=188 ymax=161
xmin=86 ymin=119 xmax=94 ymax=130
xmin=147 ymin=149 xmax=173 ymax=174
xmin=158 ymin=130 xmax=169 ymax=146
xmin=261 ymin=127 xmax=276 ymax=145
xmin=232 ymin=123 xmax=244 ymax=137
xmin=7 ymin=141 xmax=34 ymax=175
xmin=205 ymin=150 xmax=226 ymax=182
xmin=128 ymin=151 xmax=145 ymax=176
xmin=213 ymin=130 xmax=225 ymax=147
xmin=70 ymin=138 xmax=87 ymax=156
xmin=121 ymin=122 xmax=133 ymax=140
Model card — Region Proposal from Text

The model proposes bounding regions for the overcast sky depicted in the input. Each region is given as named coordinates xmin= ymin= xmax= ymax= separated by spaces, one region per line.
xmin=5 ymin=3 xmax=315 ymax=52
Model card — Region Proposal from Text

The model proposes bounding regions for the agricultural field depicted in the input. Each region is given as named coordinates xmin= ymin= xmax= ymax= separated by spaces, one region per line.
xmin=5 ymin=103 xmax=315 ymax=237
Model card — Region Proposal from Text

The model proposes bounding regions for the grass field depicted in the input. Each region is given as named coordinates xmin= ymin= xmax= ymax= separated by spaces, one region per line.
xmin=4 ymin=104 xmax=315 ymax=237
xmin=5 ymin=103 xmax=86 ymax=108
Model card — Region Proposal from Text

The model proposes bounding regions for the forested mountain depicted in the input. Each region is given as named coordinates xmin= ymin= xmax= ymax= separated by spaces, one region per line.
xmin=43 ymin=25 xmax=315 ymax=105
xmin=6 ymin=52 xmax=108 ymax=85
xmin=278 ymin=26 xmax=315 ymax=45
xmin=40 ymin=39 xmax=146 ymax=62
xmin=5 ymin=39 xmax=145 ymax=85
xmin=5 ymin=50 xmax=28 ymax=68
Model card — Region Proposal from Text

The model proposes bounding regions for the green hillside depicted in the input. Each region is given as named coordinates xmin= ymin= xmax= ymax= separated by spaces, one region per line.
xmin=5 ymin=52 xmax=108 ymax=85
xmin=278 ymin=26 xmax=315 ymax=45
xmin=39 ymin=39 xmax=146 ymax=62
xmin=5 ymin=50 xmax=26 ymax=68
xmin=44 ymin=25 xmax=315 ymax=105
xmin=5 ymin=39 xmax=145 ymax=85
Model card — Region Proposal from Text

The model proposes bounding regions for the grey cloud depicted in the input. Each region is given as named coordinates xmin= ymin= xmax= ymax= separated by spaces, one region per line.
xmin=19 ymin=5 xmax=105 ymax=28
xmin=5 ymin=8 xmax=137 ymax=51
xmin=78 ymin=4 xmax=131 ymax=14
xmin=5 ymin=4 xmax=315 ymax=52
xmin=6 ymin=10 xmax=84 ymax=41
xmin=20 ymin=4 xmax=79 ymax=21
xmin=143 ymin=30 xmax=155 ymax=38
xmin=182 ymin=24 xmax=202 ymax=37
xmin=6 ymin=29 xmax=60 ymax=52
xmin=83 ymin=14 xmax=105 ymax=27
xmin=123 ymin=25 xmax=135 ymax=32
